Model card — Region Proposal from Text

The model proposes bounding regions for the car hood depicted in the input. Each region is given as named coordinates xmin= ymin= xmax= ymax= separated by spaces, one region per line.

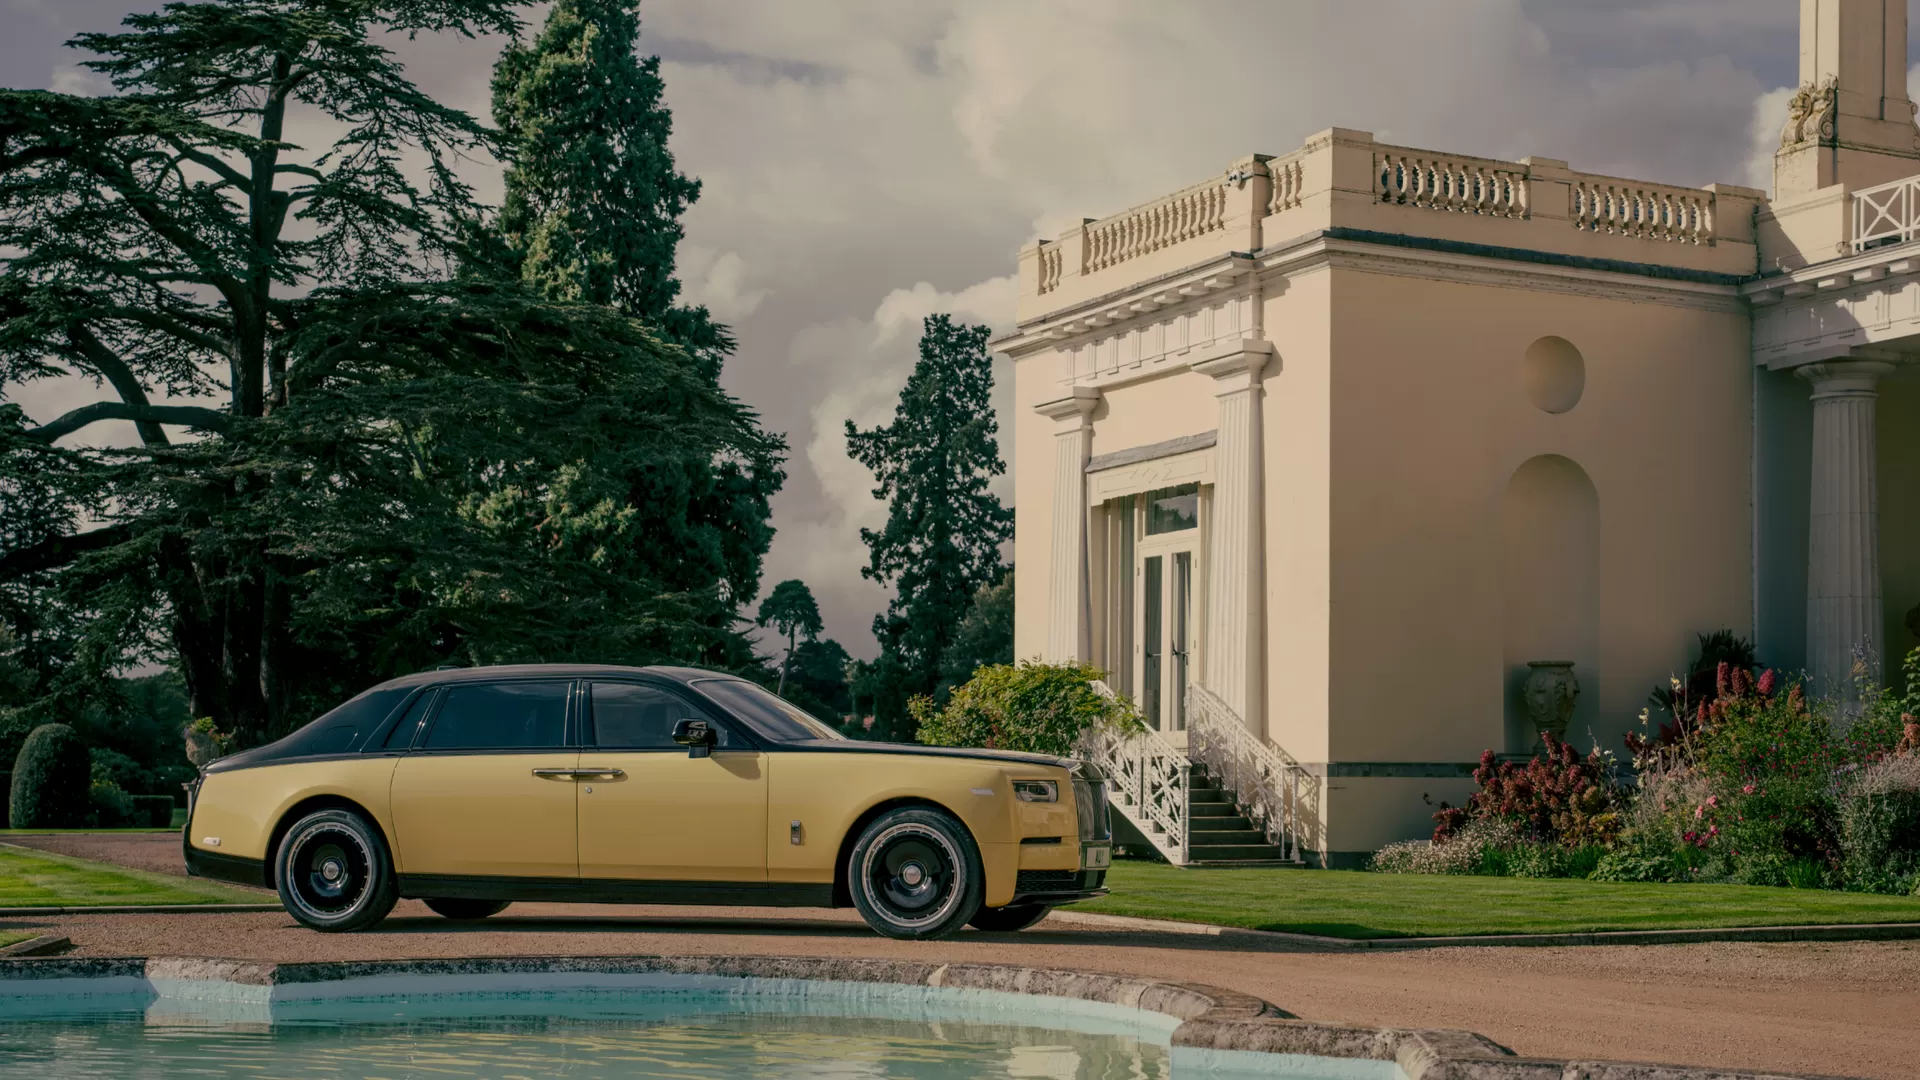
xmin=781 ymin=740 xmax=1073 ymax=769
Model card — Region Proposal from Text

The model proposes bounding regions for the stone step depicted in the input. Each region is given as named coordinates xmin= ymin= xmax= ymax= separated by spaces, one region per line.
xmin=1184 ymin=859 xmax=1305 ymax=869
xmin=1186 ymin=843 xmax=1291 ymax=861
xmin=1190 ymin=827 xmax=1267 ymax=844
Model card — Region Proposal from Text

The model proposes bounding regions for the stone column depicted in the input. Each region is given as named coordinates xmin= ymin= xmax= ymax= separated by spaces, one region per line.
xmin=1800 ymin=358 xmax=1894 ymax=704
xmin=1036 ymin=387 xmax=1101 ymax=663
xmin=1193 ymin=341 xmax=1273 ymax=734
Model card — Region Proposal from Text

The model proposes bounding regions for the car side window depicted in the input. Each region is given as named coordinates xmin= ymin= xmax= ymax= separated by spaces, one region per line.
xmin=589 ymin=682 xmax=728 ymax=749
xmin=421 ymin=681 xmax=569 ymax=751
xmin=381 ymin=689 xmax=436 ymax=750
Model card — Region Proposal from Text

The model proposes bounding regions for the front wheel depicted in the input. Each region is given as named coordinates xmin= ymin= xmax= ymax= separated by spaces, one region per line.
xmin=274 ymin=808 xmax=398 ymax=933
xmin=968 ymin=903 xmax=1051 ymax=933
xmin=847 ymin=807 xmax=983 ymax=940
xmin=423 ymin=898 xmax=510 ymax=921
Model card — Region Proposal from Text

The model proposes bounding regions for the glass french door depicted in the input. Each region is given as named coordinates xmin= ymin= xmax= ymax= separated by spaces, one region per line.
xmin=1137 ymin=543 xmax=1197 ymax=732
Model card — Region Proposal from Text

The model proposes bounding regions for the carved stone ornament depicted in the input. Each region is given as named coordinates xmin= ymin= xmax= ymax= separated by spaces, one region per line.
xmin=1522 ymin=661 xmax=1579 ymax=748
xmin=1780 ymin=76 xmax=1839 ymax=148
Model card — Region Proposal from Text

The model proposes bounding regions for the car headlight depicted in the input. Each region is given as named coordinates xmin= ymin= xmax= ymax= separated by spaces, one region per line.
xmin=1012 ymin=780 xmax=1058 ymax=803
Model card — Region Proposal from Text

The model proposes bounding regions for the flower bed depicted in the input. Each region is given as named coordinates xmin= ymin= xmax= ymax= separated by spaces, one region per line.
xmin=1373 ymin=647 xmax=1920 ymax=896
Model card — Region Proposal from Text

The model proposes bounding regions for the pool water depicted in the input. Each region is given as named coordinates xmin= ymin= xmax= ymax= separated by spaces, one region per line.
xmin=0 ymin=979 xmax=1399 ymax=1080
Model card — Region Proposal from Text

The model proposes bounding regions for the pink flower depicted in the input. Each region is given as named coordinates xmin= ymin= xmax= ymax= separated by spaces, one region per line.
xmin=1741 ymin=784 xmax=1756 ymax=795
xmin=1706 ymin=795 xmax=1719 ymax=807
xmin=1694 ymin=805 xmax=1704 ymax=819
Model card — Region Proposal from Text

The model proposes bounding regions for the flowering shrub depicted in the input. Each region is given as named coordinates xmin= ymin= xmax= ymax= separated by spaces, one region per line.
xmin=1430 ymin=733 xmax=1620 ymax=848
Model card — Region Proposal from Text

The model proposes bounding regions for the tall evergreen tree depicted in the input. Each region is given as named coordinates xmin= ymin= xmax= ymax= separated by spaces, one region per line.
xmin=846 ymin=315 xmax=1012 ymax=740
xmin=486 ymin=0 xmax=778 ymax=630
xmin=755 ymin=578 xmax=821 ymax=696
xmin=0 ymin=1 xmax=784 ymax=744
xmin=490 ymin=0 xmax=728 ymax=376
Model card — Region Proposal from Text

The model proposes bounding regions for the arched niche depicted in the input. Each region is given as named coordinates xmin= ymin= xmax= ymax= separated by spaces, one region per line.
xmin=1522 ymin=336 xmax=1586 ymax=414
xmin=1501 ymin=454 xmax=1600 ymax=754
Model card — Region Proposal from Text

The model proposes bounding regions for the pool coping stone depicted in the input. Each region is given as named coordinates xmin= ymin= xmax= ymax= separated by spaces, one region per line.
xmin=0 ymin=953 xmax=1869 ymax=1080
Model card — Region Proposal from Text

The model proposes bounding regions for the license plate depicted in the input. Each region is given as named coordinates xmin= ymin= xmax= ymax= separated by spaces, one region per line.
xmin=1082 ymin=844 xmax=1111 ymax=870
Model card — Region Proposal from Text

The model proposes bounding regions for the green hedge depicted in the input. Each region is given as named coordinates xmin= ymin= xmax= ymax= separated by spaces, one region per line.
xmin=130 ymin=794 xmax=175 ymax=828
xmin=8 ymin=724 xmax=92 ymax=829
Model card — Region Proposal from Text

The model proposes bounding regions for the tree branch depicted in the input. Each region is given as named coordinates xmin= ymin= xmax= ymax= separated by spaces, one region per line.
xmin=65 ymin=323 xmax=172 ymax=447
xmin=0 ymin=524 xmax=133 ymax=582
xmin=26 ymin=401 xmax=230 ymax=444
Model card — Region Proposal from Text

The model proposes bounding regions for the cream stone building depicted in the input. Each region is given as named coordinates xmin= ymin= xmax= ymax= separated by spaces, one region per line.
xmin=998 ymin=0 xmax=1920 ymax=866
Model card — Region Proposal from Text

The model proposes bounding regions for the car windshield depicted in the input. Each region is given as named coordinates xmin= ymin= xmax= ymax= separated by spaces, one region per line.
xmin=694 ymin=678 xmax=844 ymax=744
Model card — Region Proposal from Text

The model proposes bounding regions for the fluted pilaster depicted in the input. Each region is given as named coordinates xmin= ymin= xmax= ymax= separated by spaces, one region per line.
xmin=1800 ymin=359 xmax=1893 ymax=705
xmin=1037 ymin=388 xmax=1101 ymax=663
xmin=1193 ymin=342 xmax=1272 ymax=734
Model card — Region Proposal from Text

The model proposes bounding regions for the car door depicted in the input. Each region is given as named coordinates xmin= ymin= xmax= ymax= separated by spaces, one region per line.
xmin=388 ymin=679 xmax=579 ymax=880
xmin=575 ymin=679 xmax=767 ymax=884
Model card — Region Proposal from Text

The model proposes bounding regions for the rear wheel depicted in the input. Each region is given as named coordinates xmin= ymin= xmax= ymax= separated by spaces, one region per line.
xmin=968 ymin=903 xmax=1051 ymax=933
xmin=274 ymin=808 xmax=397 ymax=933
xmin=847 ymin=807 xmax=983 ymax=940
xmin=423 ymin=898 xmax=510 ymax=921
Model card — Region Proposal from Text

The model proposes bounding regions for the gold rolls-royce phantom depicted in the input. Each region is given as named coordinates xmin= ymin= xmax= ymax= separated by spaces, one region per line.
xmin=183 ymin=664 xmax=1113 ymax=939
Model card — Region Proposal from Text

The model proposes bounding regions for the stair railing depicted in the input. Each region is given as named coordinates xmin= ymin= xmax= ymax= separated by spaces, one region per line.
xmin=1187 ymin=684 xmax=1311 ymax=864
xmin=1080 ymin=681 xmax=1190 ymax=865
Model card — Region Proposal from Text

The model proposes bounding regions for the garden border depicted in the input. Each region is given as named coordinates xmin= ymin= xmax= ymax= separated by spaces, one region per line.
xmin=0 ymin=953 xmax=1871 ymax=1080
xmin=1050 ymin=909 xmax=1920 ymax=949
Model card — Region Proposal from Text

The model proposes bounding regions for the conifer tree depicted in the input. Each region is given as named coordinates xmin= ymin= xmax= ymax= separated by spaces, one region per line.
xmin=0 ymin=1 xmax=784 ymax=743
xmin=846 ymin=315 xmax=1012 ymax=740
xmin=490 ymin=0 xmax=729 ymax=377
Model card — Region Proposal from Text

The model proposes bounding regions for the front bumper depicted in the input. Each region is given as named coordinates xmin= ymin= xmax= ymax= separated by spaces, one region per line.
xmin=1008 ymin=867 xmax=1108 ymax=906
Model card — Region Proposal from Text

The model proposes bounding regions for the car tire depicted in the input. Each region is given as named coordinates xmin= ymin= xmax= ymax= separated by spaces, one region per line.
xmin=848 ymin=806 xmax=984 ymax=940
xmin=423 ymin=898 xmax=510 ymax=921
xmin=968 ymin=903 xmax=1051 ymax=933
xmin=273 ymin=808 xmax=398 ymax=933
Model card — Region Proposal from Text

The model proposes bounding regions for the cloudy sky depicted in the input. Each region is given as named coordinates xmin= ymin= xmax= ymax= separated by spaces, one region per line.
xmin=3 ymin=0 xmax=1914 ymax=659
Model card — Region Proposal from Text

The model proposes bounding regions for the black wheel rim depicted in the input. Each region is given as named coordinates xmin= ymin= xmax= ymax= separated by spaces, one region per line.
xmin=863 ymin=823 xmax=962 ymax=929
xmin=286 ymin=822 xmax=371 ymax=920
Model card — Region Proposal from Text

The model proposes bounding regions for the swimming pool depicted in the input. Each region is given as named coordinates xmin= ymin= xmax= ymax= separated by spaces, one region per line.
xmin=0 ymin=965 xmax=1401 ymax=1080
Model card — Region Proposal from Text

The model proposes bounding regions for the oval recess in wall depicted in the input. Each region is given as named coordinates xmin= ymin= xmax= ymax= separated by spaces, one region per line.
xmin=1522 ymin=336 xmax=1585 ymax=414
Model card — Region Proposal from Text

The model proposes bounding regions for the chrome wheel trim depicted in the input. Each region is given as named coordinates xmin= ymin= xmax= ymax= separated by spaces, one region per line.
xmin=860 ymin=821 xmax=966 ymax=930
xmin=285 ymin=820 xmax=374 ymax=922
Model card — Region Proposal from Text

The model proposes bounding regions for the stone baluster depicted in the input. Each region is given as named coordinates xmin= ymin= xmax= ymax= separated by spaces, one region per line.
xmin=1800 ymin=358 xmax=1896 ymax=707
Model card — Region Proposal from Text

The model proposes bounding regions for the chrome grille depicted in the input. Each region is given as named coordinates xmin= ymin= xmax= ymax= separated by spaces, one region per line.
xmin=1072 ymin=778 xmax=1112 ymax=843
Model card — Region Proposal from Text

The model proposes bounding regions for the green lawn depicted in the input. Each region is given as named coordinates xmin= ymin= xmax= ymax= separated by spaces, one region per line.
xmin=0 ymin=846 xmax=267 ymax=908
xmin=1078 ymin=861 xmax=1920 ymax=939
xmin=0 ymin=930 xmax=36 ymax=949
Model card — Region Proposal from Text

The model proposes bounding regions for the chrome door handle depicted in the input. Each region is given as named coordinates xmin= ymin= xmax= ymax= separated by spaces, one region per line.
xmin=531 ymin=768 xmax=575 ymax=778
xmin=573 ymin=767 xmax=625 ymax=780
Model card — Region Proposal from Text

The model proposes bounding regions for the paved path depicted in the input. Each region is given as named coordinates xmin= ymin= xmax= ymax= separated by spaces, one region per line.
xmin=5 ymin=834 xmax=1915 ymax=1080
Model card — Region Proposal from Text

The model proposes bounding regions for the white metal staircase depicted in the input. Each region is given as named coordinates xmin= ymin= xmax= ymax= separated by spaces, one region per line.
xmin=1081 ymin=681 xmax=1313 ymax=866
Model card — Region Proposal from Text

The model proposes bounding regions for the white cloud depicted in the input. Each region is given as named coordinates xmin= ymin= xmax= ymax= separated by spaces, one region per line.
xmin=47 ymin=64 xmax=110 ymax=96
xmin=679 ymin=248 xmax=770 ymax=323
xmin=1744 ymin=84 xmax=1796 ymax=195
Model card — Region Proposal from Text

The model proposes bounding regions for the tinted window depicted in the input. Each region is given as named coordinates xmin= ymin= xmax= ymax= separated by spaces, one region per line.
xmin=279 ymin=686 xmax=411 ymax=757
xmin=381 ymin=690 xmax=436 ymax=749
xmin=695 ymin=679 xmax=843 ymax=743
xmin=590 ymin=683 xmax=723 ymax=749
xmin=423 ymin=681 xmax=569 ymax=750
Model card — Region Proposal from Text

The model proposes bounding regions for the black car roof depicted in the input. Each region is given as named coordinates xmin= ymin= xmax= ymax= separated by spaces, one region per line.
xmin=370 ymin=663 xmax=739 ymax=691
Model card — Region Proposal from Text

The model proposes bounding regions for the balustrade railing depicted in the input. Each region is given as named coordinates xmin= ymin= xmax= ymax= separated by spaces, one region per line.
xmin=1375 ymin=151 xmax=1527 ymax=219
xmin=1268 ymin=152 xmax=1307 ymax=214
xmin=1852 ymin=174 xmax=1920 ymax=252
xmin=1186 ymin=684 xmax=1310 ymax=864
xmin=1083 ymin=177 xmax=1230 ymax=275
xmin=1570 ymin=177 xmax=1712 ymax=244
xmin=1081 ymin=680 xmax=1189 ymax=865
xmin=1036 ymin=242 xmax=1064 ymax=295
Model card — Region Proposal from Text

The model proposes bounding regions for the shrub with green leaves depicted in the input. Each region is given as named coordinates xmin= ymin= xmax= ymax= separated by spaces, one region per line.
xmin=911 ymin=661 xmax=1142 ymax=757
xmin=8 ymin=723 xmax=92 ymax=828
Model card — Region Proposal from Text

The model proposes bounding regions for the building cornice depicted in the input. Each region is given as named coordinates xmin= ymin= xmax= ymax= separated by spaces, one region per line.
xmin=1258 ymin=230 xmax=1747 ymax=314
xmin=992 ymin=255 xmax=1255 ymax=357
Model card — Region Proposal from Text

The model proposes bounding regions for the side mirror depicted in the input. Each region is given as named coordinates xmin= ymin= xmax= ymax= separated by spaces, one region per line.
xmin=671 ymin=719 xmax=716 ymax=759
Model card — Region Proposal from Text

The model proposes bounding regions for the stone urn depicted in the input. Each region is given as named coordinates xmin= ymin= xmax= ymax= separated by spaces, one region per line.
xmin=1522 ymin=661 xmax=1580 ymax=749
xmin=183 ymin=725 xmax=224 ymax=769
